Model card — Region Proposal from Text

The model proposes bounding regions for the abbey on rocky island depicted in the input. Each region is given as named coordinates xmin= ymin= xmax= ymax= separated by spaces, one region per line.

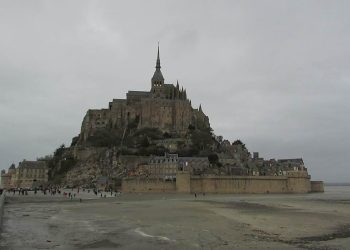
xmin=0 ymin=45 xmax=324 ymax=194
xmin=78 ymin=46 xmax=209 ymax=144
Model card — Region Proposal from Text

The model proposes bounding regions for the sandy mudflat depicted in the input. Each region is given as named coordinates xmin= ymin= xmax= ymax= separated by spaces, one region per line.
xmin=1 ymin=186 xmax=350 ymax=250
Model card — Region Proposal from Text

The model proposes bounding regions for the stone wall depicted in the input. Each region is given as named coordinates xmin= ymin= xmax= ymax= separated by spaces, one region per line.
xmin=73 ymin=146 xmax=107 ymax=161
xmin=0 ymin=193 xmax=5 ymax=230
xmin=190 ymin=176 xmax=290 ymax=194
xmin=176 ymin=171 xmax=191 ymax=193
xmin=119 ymin=155 xmax=150 ymax=170
xmin=122 ymin=178 xmax=176 ymax=193
xmin=286 ymin=171 xmax=311 ymax=193
xmin=311 ymin=181 xmax=324 ymax=192
xmin=78 ymin=83 xmax=210 ymax=145
xmin=122 ymin=173 xmax=314 ymax=194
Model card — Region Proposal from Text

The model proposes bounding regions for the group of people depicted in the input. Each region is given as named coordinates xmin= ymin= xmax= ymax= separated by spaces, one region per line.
xmin=5 ymin=186 xmax=121 ymax=200
xmin=10 ymin=188 xmax=29 ymax=196
xmin=194 ymin=192 xmax=206 ymax=198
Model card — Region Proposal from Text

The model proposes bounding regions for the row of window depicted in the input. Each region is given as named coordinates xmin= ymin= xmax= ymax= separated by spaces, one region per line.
xmin=96 ymin=121 xmax=106 ymax=125
xmin=150 ymin=158 xmax=178 ymax=164
xmin=18 ymin=168 xmax=45 ymax=172
xmin=17 ymin=174 xmax=46 ymax=178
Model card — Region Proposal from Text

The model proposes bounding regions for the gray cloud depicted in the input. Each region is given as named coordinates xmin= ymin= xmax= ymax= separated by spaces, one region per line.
xmin=1 ymin=0 xmax=349 ymax=182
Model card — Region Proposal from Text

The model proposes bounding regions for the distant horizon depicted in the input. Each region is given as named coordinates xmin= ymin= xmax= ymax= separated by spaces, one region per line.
xmin=324 ymin=182 xmax=350 ymax=186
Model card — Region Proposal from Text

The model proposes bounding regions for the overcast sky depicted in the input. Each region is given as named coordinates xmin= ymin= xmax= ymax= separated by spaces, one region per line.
xmin=0 ymin=1 xmax=349 ymax=182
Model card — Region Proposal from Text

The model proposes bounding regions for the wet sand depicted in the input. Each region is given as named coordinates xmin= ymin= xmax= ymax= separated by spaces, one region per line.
xmin=1 ymin=186 xmax=350 ymax=250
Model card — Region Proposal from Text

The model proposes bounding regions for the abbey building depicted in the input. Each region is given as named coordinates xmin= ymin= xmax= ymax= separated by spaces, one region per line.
xmin=78 ymin=46 xmax=209 ymax=143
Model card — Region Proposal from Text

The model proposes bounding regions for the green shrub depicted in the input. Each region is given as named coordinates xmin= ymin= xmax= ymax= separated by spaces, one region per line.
xmin=87 ymin=129 xmax=122 ymax=147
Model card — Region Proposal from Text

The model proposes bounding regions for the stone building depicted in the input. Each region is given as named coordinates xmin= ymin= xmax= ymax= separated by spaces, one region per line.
xmin=278 ymin=158 xmax=306 ymax=171
xmin=1 ymin=170 xmax=12 ymax=189
xmin=78 ymin=45 xmax=210 ymax=144
xmin=1 ymin=164 xmax=16 ymax=189
xmin=1 ymin=160 xmax=48 ymax=189
xmin=146 ymin=153 xmax=179 ymax=180
xmin=216 ymin=139 xmax=309 ymax=177
xmin=249 ymin=155 xmax=307 ymax=176
xmin=131 ymin=153 xmax=209 ymax=180
xmin=178 ymin=156 xmax=209 ymax=175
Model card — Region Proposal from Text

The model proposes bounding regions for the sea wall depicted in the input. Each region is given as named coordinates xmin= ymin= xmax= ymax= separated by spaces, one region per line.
xmin=122 ymin=178 xmax=176 ymax=193
xmin=310 ymin=181 xmax=324 ymax=192
xmin=176 ymin=172 xmax=191 ymax=193
xmin=190 ymin=176 xmax=289 ymax=194
xmin=122 ymin=172 xmax=313 ymax=194
xmin=0 ymin=193 xmax=5 ymax=230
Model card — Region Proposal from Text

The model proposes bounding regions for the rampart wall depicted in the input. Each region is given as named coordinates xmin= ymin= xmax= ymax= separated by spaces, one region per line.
xmin=0 ymin=193 xmax=5 ymax=231
xmin=190 ymin=176 xmax=290 ymax=194
xmin=122 ymin=178 xmax=176 ymax=193
xmin=122 ymin=172 xmax=314 ymax=194
xmin=310 ymin=181 xmax=324 ymax=192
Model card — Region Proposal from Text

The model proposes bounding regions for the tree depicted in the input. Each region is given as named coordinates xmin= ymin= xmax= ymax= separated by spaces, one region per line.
xmin=232 ymin=139 xmax=246 ymax=149
xmin=188 ymin=124 xmax=195 ymax=131
xmin=71 ymin=136 xmax=79 ymax=146
xmin=208 ymin=154 xmax=219 ymax=164
xmin=127 ymin=115 xmax=140 ymax=130
xmin=140 ymin=136 xmax=150 ymax=147
xmin=86 ymin=129 xmax=121 ymax=147
xmin=134 ymin=127 xmax=163 ymax=140
xmin=163 ymin=132 xmax=171 ymax=138
xmin=54 ymin=144 xmax=65 ymax=157
xmin=190 ymin=130 xmax=213 ymax=151
xmin=216 ymin=135 xmax=223 ymax=144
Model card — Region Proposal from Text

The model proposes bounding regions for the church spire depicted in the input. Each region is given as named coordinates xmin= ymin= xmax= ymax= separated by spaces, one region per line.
xmin=151 ymin=43 xmax=164 ymax=87
xmin=156 ymin=42 xmax=161 ymax=69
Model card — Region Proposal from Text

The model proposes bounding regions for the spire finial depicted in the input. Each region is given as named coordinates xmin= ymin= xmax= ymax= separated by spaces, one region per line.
xmin=156 ymin=42 xmax=161 ymax=69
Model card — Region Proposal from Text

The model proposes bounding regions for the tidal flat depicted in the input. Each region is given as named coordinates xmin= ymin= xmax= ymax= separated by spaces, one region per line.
xmin=1 ymin=186 xmax=350 ymax=250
